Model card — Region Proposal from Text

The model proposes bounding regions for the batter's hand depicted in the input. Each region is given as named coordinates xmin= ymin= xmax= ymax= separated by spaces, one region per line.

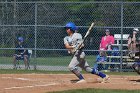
xmin=78 ymin=43 xmax=84 ymax=50
xmin=71 ymin=45 xmax=77 ymax=53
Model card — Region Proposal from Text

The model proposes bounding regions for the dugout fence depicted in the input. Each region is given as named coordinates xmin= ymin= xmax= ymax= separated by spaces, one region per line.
xmin=0 ymin=1 xmax=139 ymax=72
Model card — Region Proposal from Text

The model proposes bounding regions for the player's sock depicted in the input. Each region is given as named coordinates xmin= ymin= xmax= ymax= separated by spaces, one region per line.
xmin=78 ymin=74 xmax=84 ymax=80
xmin=98 ymin=72 xmax=106 ymax=78
xmin=91 ymin=69 xmax=106 ymax=78
xmin=71 ymin=69 xmax=84 ymax=80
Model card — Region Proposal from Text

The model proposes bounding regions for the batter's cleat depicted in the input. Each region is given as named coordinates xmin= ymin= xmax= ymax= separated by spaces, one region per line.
xmin=76 ymin=79 xmax=86 ymax=83
xmin=101 ymin=75 xmax=109 ymax=83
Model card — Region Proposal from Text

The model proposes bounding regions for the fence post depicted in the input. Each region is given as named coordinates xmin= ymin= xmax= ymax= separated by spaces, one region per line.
xmin=120 ymin=2 xmax=124 ymax=72
xmin=34 ymin=2 xmax=37 ymax=70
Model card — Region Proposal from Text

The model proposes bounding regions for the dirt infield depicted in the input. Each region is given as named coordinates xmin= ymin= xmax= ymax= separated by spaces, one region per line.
xmin=0 ymin=74 xmax=140 ymax=93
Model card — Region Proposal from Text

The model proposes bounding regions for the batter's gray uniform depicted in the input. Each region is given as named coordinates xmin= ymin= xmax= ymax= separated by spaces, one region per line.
xmin=63 ymin=22 xmax=107 ymax=81
xmin=64 ymin=33 xmax=93 ymax=73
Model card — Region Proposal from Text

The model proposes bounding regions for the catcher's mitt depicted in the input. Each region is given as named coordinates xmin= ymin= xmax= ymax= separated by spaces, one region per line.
xmin=132 ymin=62 xmax=140 ymax=75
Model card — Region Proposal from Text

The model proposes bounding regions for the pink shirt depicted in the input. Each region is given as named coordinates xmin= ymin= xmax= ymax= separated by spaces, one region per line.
xmin=100 ymin=35 xmax=114 ymax=50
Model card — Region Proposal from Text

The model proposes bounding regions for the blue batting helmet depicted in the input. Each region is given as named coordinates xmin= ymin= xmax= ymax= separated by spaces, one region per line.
xmin=65 ymin=22 xmax=76 ymax=31
xmin=18 ymin=37 xmax=24 ymax=42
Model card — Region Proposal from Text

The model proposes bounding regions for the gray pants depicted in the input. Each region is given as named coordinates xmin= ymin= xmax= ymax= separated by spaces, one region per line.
xmin=68 ymin=50 xmax=93 ymax=73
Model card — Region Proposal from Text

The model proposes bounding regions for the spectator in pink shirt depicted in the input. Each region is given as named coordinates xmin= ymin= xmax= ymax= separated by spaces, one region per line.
xmin=99 ymin=29 xmax=115 ymax=70
xmin=99 ymin=29 xmax=115 ymax=51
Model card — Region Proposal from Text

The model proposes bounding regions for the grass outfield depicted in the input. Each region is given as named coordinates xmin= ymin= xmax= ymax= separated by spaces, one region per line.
xmin=0 ymin=55 xmax=96 ymax=66
xmin=48 ymin=88 xmax=140 ymax=93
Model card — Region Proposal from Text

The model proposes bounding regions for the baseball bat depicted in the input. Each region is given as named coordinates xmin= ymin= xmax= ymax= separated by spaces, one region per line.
xmin=83 ymin=22 xmax=95 ymax=42
xmin=77 ymin=22 xmax=95 ymax=50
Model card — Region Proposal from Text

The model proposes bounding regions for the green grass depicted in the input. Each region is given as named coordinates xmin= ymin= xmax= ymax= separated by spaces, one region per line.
xmin=48 ymin=88 xmax=140 ymax=93
xmin=0 ymin=55 xmax=136 ymax=74
xmin=0 ymin=69 xmax=139 ymax=76
xmin=0 ymin=69 xmax=70 ymax=74
xmin=0 ymin=55 xmax=96 ymax=66
xmin=35 ymin=55 xmax=96 ymax=66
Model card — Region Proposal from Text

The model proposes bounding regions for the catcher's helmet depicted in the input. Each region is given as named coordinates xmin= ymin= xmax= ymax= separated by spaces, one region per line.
xmin=18 ymin=37 xmax=24 ymax=42
xmin=65 ymin=22 xmax=76 ymax=31
xmin=133 ymin=28 xmax=139 ymax=32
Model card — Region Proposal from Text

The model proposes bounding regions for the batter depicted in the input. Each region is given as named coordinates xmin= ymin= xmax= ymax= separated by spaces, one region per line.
xmin=64 ymin=22 xmax=109 ymax=83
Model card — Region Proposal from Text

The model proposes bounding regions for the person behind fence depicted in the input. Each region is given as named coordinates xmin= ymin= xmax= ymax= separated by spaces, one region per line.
xmin=99 ymin=29 xmax=115 ymax=70
xmin=63 ymin=22 xmax=109 ymax=83
xmin=127 ymin=28 xmax=140 ymax=75
xmin=94 ymin=50 xmax=107 ymax=71
xmin=128 ymin=28 xmax=139 ymax=58
xmin=133 ymin=38 xmax=140 ymax=75
xmin=99 ymin=29 xmax=115 ymax=52
xmin=13 ymin=37 xmax=29 ymax=69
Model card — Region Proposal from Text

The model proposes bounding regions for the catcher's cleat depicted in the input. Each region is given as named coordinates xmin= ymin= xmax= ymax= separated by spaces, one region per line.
xmin=76 ymin=79 xmax=86 ymax=83
xmin=101 ymin=75 xmax=109 ymax=83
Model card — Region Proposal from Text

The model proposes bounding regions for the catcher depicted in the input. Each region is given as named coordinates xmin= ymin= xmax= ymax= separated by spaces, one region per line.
xmin=132 ymin=38 xmax=140 ymax=75
xmin=128 ymin=28 xmax=139 ymax=58
xmin=128 ymin=28 xmax=140 ymax=74
xmin=63 ymin=22 xmax=109 ymax=83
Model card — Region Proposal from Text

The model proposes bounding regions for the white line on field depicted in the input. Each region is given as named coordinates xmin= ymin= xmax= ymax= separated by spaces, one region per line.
xmin=14 ymin=78 xmax=32 ymax=81
xmin=1 ymin=77 xmax=12 ymax=79
xmin=109 ymin=77 xmax=128 ymax=80
xmin=2 ymin=77 xmax=33 ymax=81
xmin=34 ymin=83 xmax=58 ymax=87
xmin=132 ymin=82 xmax=140 ymax=85
xmin=4 ymin=86 xmax=34 ymax=89
xmin=4 ymin=83 xmax=58 ymax=90
xmin=10 ymin=74 xmax=73 ymax=76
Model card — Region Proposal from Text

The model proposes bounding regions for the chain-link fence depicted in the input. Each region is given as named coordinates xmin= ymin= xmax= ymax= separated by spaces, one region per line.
xmin=0 ymin=1 xmax=140 ymax=72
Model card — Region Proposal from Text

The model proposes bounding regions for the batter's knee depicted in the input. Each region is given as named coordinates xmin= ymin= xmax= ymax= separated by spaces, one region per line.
xmin=84 ymin=66 xmax=93 ymax=73
xmin=68 ymin=65 xmax=76 ymax=71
